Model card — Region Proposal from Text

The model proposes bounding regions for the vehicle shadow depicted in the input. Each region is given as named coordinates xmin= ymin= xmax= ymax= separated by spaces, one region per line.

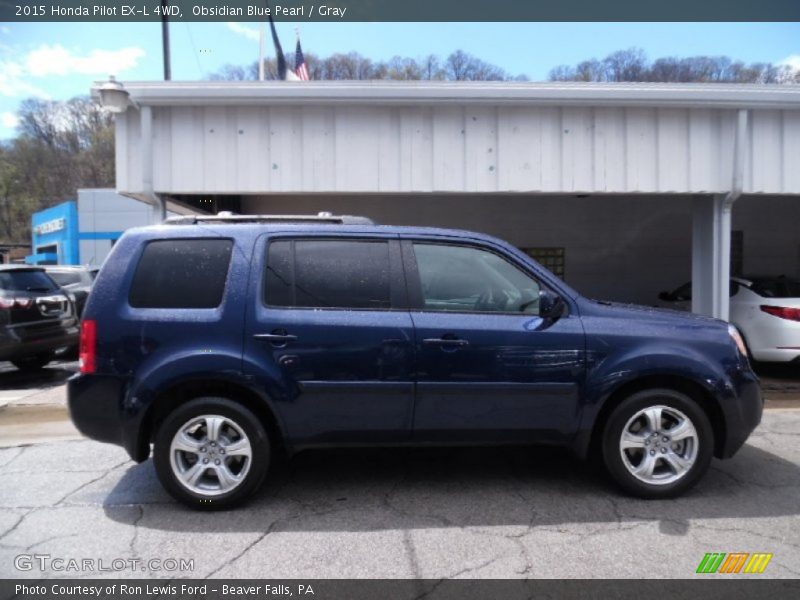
xmin=102 ymin=441 xmax=800 ymax=535
xmin=0 ymin=360 xmax=77 ymax=391
xmin=755 ymin=362 xmax=800 ymax=382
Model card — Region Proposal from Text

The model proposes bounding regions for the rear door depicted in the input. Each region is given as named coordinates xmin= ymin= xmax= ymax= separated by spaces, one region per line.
xmin=402 ymin=238 xmax=586 ymax=444
xmin=244 ymin=233 xmax=415 ymax=447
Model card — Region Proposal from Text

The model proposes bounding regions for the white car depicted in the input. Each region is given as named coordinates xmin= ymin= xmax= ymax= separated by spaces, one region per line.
xmin=658 ymin=276 xmax=800 ymax=364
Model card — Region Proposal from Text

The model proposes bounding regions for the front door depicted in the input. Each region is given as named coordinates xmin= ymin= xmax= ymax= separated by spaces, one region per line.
xmin=403 ymin=239 xmax=586 ymax=444
xmin=245 ymin=235 xmax=415 ymax=447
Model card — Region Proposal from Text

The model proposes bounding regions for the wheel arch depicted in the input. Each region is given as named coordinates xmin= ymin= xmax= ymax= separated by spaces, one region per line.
xmin=135 ymin=378 xmax=288 ymax=462
xmin=586 ymin=374 xmax=727 ymax=460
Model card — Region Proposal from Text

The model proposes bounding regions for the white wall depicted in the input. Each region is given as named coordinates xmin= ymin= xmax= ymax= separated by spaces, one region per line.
xmin=116 ymin=103 xmax=800 ymax=196
xmin=241 ymin=193 xmax=800 ymax=304
xmin=77 ymin=188 xmax=177 ymax=265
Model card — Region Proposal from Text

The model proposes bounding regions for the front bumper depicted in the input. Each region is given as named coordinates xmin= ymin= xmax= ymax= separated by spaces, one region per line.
xmin=716 ymin=366 xmax=763 ymax=459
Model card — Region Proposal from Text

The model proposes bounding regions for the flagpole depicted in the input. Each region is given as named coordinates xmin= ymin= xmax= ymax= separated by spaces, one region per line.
xmin=161 ymin=0 xmax=171 ymax=80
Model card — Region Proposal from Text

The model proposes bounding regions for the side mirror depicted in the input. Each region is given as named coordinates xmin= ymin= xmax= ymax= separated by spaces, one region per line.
xmin=539 ymin=290 xmax=565 ymax=319
xmin=658 ymin=291 xmax=673 ymax=302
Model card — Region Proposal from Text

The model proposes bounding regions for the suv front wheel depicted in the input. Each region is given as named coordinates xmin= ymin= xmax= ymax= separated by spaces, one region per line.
xmin=154 ymin=397 xmax=270 ymax=509
xmin=602 ymin=389 xmax=713 ymax=499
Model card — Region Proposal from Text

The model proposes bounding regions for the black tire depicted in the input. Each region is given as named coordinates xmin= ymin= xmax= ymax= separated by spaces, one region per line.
xmin=62 ymin=345 xmax=79 ymax=361
xmin=153 ymin=397 xmax=270 ymax=510
xmin=602 ymin=389 xmax=714 ymax=499
xmin=11 ymin=352 xmax=54 ymax=371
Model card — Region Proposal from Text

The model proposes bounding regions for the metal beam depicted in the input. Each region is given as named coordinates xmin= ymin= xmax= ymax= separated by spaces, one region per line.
xmin=92 ymin=81 xmax=800 ymax=110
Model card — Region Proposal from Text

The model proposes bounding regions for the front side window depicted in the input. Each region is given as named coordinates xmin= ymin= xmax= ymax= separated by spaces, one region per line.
xmin=412 ymin=243 xmax=541 ymax=314
xmin=129 ymin=239 xmax=233 ymax=309
xmin=265 ymin=239 xmax=392 ymax=310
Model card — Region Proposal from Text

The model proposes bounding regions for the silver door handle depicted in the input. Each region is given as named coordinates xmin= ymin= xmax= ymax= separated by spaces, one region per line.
xmin=253 ymin=333 xmax=298 ymax=343
xmin=422 ymin=338 xmax=469 ymax=347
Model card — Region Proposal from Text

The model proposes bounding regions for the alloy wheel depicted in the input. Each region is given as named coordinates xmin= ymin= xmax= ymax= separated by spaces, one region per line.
xmin=169 ymin=414 xmax=253 ymax=496
xmin=618 ymin=404 xmax=699 ymax=486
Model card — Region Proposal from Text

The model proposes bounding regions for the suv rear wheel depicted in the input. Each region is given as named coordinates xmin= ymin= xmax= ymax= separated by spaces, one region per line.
xmin=602 ymin=389 xmax=713 ymax=499
xmin=154 ymin=397 xmax=270 ymax=510
xmin=11 ymin=352 xmax=54 ymax=371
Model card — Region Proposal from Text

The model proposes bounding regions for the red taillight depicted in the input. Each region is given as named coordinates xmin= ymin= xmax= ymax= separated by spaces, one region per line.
xmin=0 ymin=297 xmax=33 ymax=309
xmin=79 ymin=319 xmax=97 ymax=374
xmin=760 ymin=305 xmax=800 ymax=322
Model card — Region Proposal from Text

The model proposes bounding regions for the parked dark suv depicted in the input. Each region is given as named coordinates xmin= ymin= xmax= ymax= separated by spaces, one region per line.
xmin=68 ymin=214 xmax=762 ymax=508
xmin=1 ymin=265 xmax=79 ymax=370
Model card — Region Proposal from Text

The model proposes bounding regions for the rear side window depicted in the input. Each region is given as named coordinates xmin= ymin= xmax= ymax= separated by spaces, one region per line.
xmin=129 ymin=239 xmax=233 ymax=309
xmin=265 ymin=239 xmax=391 ymax=310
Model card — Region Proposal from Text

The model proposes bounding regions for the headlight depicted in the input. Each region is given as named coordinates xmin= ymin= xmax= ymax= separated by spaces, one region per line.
xmin=728 ymin=324 xmax=748 ymax=358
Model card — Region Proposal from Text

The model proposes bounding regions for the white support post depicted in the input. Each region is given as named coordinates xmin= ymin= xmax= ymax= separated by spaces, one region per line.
xmin=691 ymin=109 xmax=748 ymax=321
xmin=716 ymin=194 xmax=733 ymax=322
xmin=140 ymin=106 xmax=167 ymax=224
xmin=692 ymin=194 xmax=733 ymax=320
xmin=692 ymin=195 xmax=719 ymax=318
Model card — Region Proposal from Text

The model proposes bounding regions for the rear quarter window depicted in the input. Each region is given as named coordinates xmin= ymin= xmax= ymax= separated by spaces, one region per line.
xmin=129 ymin=239 xmax=233 ymax=309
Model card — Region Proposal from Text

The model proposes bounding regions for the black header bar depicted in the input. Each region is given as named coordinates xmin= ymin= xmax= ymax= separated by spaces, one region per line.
xmin=2 ymin=0 xmax=800 ymax=22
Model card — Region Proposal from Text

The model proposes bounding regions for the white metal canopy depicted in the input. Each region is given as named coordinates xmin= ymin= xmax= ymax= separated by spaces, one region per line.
xmin=94 ymin=80 xmax=800 ymax=321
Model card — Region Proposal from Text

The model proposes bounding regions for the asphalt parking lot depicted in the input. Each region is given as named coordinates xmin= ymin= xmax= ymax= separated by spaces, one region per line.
xmin=0 ymin=360 xmax=799 ymax=579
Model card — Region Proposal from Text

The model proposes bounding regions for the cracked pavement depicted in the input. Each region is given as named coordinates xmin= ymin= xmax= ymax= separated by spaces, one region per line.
xmin=0 ymin=410 xmax=798 ymax=579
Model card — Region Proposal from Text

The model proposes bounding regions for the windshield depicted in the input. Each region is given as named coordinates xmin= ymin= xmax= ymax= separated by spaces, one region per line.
xmin=750 ymin=278 xmax=800 ymax=299
xmin=48 ymin=271 xmax=82 ymax=286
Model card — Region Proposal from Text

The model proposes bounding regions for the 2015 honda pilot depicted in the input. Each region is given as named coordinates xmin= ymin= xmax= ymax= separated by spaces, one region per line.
xmin=68 ymin=214 xmax=762 ymax=509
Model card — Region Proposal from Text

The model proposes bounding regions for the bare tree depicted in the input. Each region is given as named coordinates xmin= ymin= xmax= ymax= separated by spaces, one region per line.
xmin=209 ymin=49 xmax=522 ymax=82
xmin=550 ymin=48 xmax=799 ymax=84
xmin=603 ymin=48 xmax=648 ymax=82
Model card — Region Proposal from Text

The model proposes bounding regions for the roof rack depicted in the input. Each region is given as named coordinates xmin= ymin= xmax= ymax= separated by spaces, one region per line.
xmin=164 ymin=211 xmax=376 ymax=226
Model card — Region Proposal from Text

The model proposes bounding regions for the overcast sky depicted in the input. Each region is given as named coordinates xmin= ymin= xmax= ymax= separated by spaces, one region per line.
xmin=1 ymin=21 xmax=799 ymax=139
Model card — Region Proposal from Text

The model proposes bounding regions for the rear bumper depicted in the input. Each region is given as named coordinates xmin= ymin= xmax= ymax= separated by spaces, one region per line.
xmin=67 ymin=373 xmax=145 ymax=461
xmin=0 ymin=324 xmax=78 ymax=361
xmin=745 ymin=315 xmax=800 ymax=363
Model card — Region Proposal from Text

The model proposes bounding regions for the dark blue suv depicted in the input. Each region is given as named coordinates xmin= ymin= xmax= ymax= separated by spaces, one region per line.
xmin=68 ymin=214 xmax=762 ymax=508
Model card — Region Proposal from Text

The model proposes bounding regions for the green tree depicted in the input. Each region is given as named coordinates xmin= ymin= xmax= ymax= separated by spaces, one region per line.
xmin=0 ymin=96 xmax=114 ymax=244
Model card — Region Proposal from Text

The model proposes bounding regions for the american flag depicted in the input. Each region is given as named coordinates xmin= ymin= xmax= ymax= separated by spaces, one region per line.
xmin=295 ymin=36 xmax=309 ymax=81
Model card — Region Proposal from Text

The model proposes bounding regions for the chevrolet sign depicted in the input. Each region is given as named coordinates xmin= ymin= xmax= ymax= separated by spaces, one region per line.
xmin=34 ymin=218 xmax=66 ymax=235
